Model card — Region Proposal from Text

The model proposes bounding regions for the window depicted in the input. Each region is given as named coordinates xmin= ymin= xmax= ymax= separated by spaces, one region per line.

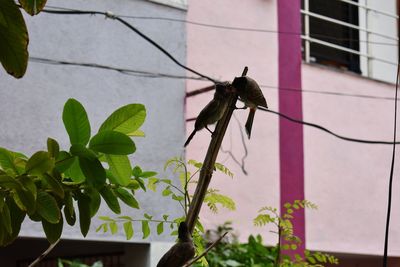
xmin=301 ymin=0 xmax=398 ymax=83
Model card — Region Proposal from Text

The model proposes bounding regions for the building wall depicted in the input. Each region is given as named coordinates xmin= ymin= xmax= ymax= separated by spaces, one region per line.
xmin=186 ymin=0 xmax=280 ymax=244
xmin=303 ymin=63 xmax=400 ymax=256
xmin=186 ymin=0 xmax=400 ymax=259
xmin=0 ymin=0 xmax=186 ymax=244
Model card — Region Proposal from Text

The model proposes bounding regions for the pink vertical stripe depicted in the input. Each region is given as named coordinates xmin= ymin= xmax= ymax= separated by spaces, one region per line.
xmin=278 ymin=0 xmax=306 ymax=255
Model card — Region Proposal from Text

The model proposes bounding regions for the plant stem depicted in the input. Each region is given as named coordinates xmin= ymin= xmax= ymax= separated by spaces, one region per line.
xmin=182 ymin=232 xmax=228 ymax=267
xmin=28 ymin=239 xmax=60 ymax=267
xmin=185 ymin=67 xmax=247 ymax=234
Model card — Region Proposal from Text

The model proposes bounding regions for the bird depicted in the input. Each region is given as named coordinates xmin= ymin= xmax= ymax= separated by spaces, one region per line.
xmin=156 ymin=222 xmax=196 ymax=267
xmin=184 ymin=82 xmax=232 ymax=147
xmin=232 ymin=76 xmax=268 ymax=139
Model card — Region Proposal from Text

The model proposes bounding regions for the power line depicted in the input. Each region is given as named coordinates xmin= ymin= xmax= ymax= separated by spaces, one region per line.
xmin=186 ymin=82 xmax=399 ymax=102
xmin=29 ymin=57 xmax=206 ymax=80
xmin=382 ymin=63 xmax=399 ymax=267
xmin=257 ymin=107 xmax=400 ymax=145
xmin=44 ymin=5 xmax=399 ymax=47
xmin=32 ymin=55 xmax=398 ymax=102
xmin=39 ymin=8 xmax=217 ymax=83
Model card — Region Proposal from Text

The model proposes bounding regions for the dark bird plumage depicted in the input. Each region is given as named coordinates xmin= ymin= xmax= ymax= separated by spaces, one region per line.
xmin=184 ymin=82 xmax=232 ymax=147
xmin=232 ymin=76 xmax=268 ymax=138
xmin=156 ymin=222 xmax=195 ymax=267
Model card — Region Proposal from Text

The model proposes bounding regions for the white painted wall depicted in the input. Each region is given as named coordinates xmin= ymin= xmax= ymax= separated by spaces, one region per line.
xmin=0 ymin=0 xmax=186 ymax=244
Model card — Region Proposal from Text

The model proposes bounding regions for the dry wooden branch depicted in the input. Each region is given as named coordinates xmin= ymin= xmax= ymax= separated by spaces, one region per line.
xmin=182 ymin=232 xmax=228 ymax=267
xmin=28 ymin=239 xmax=60 ymax=267
xmin=185 ymin=67 xmax=248 ymax=234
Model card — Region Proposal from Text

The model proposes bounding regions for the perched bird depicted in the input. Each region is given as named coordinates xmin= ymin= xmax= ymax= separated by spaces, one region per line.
xmin=184 ymin=82 xmax=232 ymax=147
xmin=156 ymin=222 xmax=196 ymax=267
xmin=232 ymin=76 xmax=268 ymax=139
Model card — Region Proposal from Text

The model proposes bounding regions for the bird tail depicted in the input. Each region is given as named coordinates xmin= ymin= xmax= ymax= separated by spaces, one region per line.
xmin=184 ymin=129 xmax=197 ymax=147
xmin=245 ymin=108 xmax=256 ymax=139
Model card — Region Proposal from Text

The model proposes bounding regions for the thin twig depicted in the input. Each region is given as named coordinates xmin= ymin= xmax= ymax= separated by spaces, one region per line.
xmin=182 ymin=232 xmax=228 ymax=267
xmin=28 ymin=239 xmax=61 ymax=267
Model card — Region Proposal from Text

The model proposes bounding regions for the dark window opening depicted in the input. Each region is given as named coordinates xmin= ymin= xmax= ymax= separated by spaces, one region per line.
xmin=302 ymin=0 xmax=361 ymax=73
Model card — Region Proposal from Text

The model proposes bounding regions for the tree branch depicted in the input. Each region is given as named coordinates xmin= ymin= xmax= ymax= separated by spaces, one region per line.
xmin=28 ymin=239 xmax=60 ymax=267
xmin=185 ymin=67 xmax=248 ymax=234
xmin=182 ymin=232 xmax=228 ymax=267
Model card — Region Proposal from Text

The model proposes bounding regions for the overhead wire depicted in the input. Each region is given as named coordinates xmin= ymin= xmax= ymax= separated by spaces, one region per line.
xmin=39 ymin=8 xmax=217 ymax=83
xmin=29 ymin=57 xmax=206 ymax=80
xmin=44 ymin=5 xmax=399 ymax=47
xmin=382 ymin=62 xmax=399 ymax=267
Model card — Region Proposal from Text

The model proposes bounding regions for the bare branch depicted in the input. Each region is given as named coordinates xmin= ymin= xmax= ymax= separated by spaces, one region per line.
xmin=28 ymin=239 xmax=60 ymax=267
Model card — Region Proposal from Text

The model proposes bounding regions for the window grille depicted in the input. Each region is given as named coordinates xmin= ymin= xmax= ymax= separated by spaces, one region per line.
xmin=301 ymin=0 xmax=398 ymax=81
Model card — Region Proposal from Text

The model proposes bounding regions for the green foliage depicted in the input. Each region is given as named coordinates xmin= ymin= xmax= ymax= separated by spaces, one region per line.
xmin=253 ymin=200 xmax=338 ymax=267
xmin=0 ymin=0 xmax=29 ymax=78
xmin=96 ymin=157 xmax=234 ymax=263
xmin=0 ymin=99 xmax=148 ymax=246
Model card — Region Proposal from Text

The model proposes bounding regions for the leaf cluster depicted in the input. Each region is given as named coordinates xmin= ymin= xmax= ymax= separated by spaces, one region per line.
xmin=0 ymin=99 xmax=149 ymax=246
xmin=0 ymin=0 xmax=48 ymax=78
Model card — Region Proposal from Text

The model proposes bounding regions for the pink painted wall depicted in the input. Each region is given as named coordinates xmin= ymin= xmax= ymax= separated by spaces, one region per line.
xmin=303 ymin=64 xmax=400 ymax=256
xmin=186 ymin=0 xmax=400 ymax=257
xmin=186 ymin=0 xmax=279 ymax=244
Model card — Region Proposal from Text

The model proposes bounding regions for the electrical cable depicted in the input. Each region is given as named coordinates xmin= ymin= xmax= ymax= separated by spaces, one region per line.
xmin=44 ymin=5 xmax=398 ymax=47
xmin=382 ymin=62 xmax=399 ymax=267
xmin=257 ymin=107 xmax=400 ymax=145
xmin=31 ymin=55 xmax=398 ymax=102
xmin=29 ymin=57 xmax=206 ymax=80
xmin=39 ymin=8 xmax=217 ymax=83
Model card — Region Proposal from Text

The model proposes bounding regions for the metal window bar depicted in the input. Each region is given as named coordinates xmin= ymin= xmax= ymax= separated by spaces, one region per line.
xmin=302 ymin=0 xmax=398 ymax=76
xmin=301 ymin=10 xmax=398 ymax=41
xmin=337 ymin=0 xmax=399 ymax=19
xmin=302 ymin=35 xmax=398 ymax=66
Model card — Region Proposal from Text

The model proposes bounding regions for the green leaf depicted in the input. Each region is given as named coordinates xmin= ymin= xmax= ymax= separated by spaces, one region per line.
xmin=63 ymin=193 xmax=76 ymax=226
xmin=147 ymin=177 xmax=158 ymax=192
xmin=78 ymin=157 xmax=106 ymax=188
xmin=139 ymin=171 xmax=157 ymax=178
xmin=100 ymin=186 xmax=120 ymax=214
xmin=63 ymin=99 xmax=91 ymax=146
xmin=141 ymin=220 xmax=150 ymax=239
xmin=0 ymin=203 xmax=12 ymax=234
xmin=114 ymin=188 xmax=139 ymax=209
xmin=99 ymin=104 xmax=146 ymax=135
xmin=55 ymin=151 xmax=75 ymax=173
xmin=85 ymin=187 xmax=101 ymax=218
xmin=42 ymin=216 xmax=63 ymax=244
xmin=89 ymin=131 xmax=135 ymax=155
xmin=0 ymin=148 xmax=19 ymax=175
xmin=143 ymin=213 xmax=153 ymax=220
xmin=157 ymin=222 xmax=164 ymax=235
xmin=123 ymin=221 xmax=133 ymax=240
xmin=47 ymin=138 xmax=60 ymax=159
xmin=77 ymin=194 xmax=91 ymax=236
xmin=127 ymin=130 xmax=145 ymax=137
xmin=0 ymin=175 xmax=21 ymax=190
xmin=70 ymin=144 xmax=97 ymax=160
xmin=13 ymin=186 xmax=36 ymax=214
xmin=110 ymin=221 xmax=118 ymax=235
xmin=132 ymin=166 xmax=142 ymax=177
xmin=106 ymin=155 xmax=132 ymax=186
xmin=36 ymin=191 xmax=60 ymax=223
xmin=43 ymin=174 xmax=64 ymax=198
xmin=2 ymin=197 xmax=26 ymax=246
xmin=18 ymin=0 xmax=48 ymax=15
xmin=64 ymin=157 xmax=85 ymax=184
xmin=98 ymin=216 xmax=113 ymax=221
xmin=25 ymin=151 xmax=54 ymax=175
xmin=0 ymin=0 xmax=29 ymax=78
